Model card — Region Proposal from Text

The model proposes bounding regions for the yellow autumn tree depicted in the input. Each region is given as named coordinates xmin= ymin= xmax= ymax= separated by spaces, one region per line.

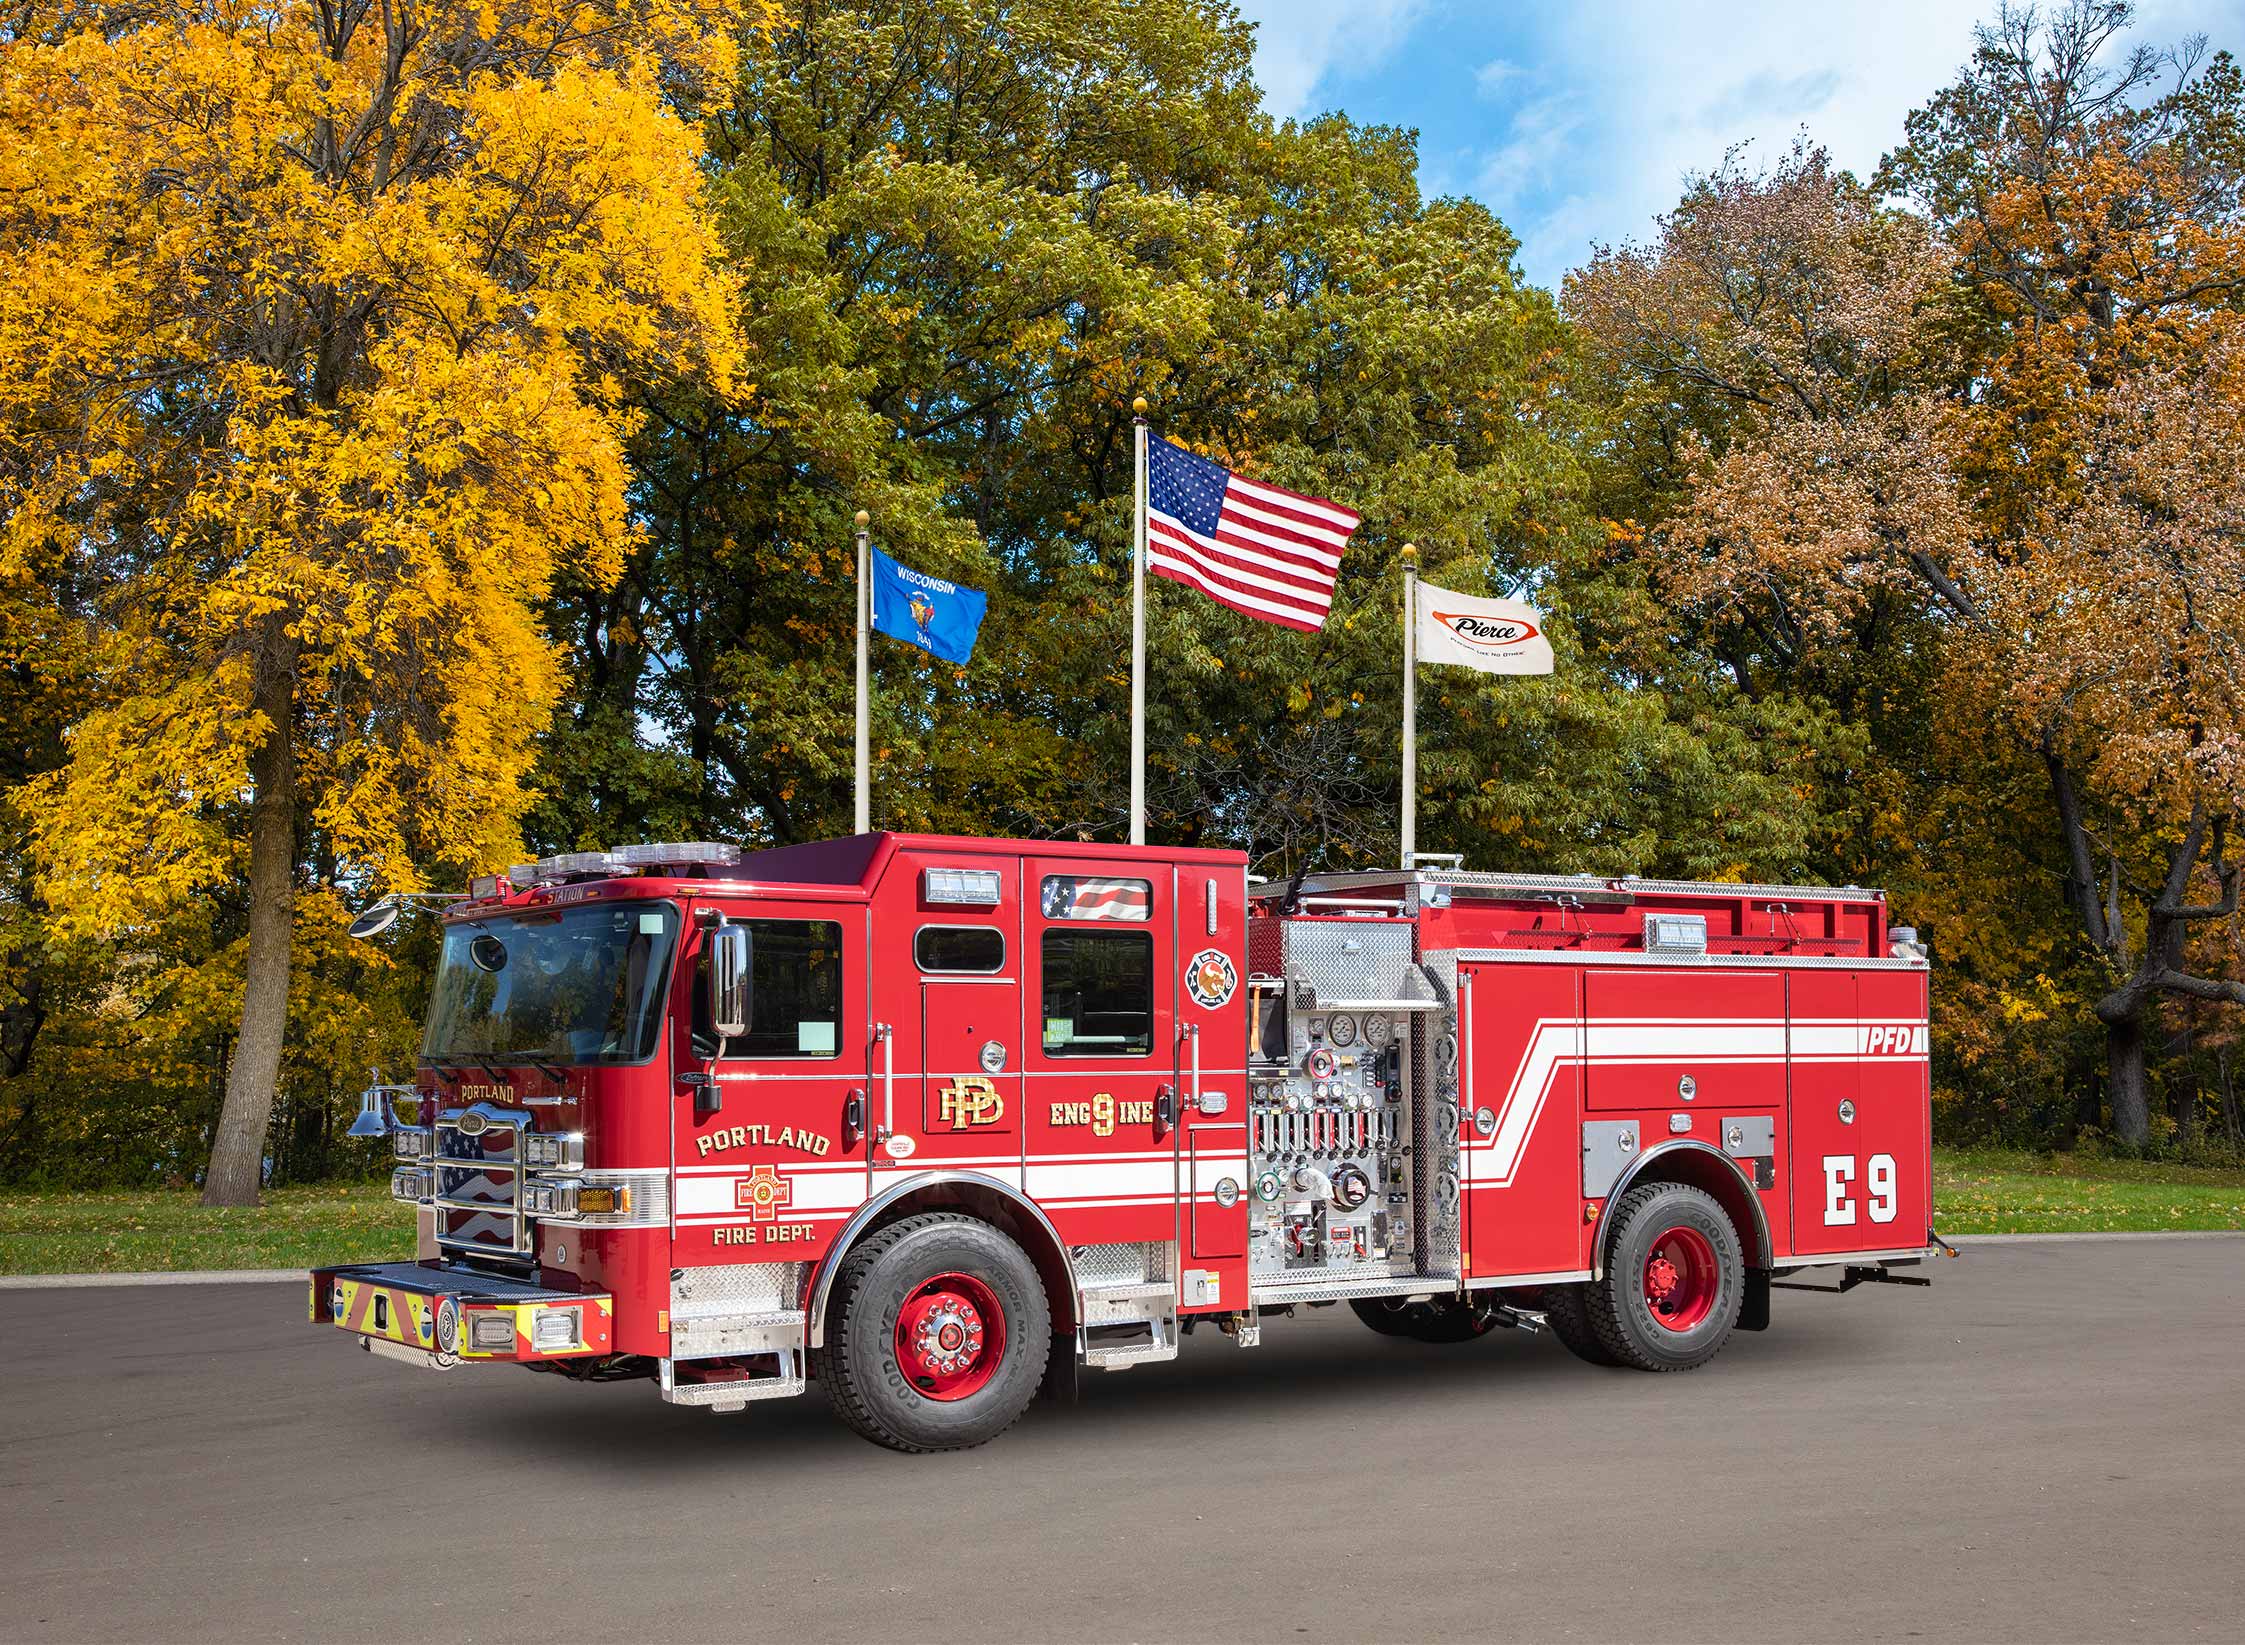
xmin=0 ymin=1 xmax=741 ymax=1202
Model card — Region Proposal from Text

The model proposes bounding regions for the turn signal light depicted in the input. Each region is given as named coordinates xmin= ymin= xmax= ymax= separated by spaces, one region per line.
xmin=574 ymin=1186 xmax=629 ymax=1216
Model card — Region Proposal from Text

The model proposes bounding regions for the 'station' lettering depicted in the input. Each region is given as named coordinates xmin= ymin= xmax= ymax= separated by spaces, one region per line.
xmin=694 ymin=1124 xmax=834 ymax=1159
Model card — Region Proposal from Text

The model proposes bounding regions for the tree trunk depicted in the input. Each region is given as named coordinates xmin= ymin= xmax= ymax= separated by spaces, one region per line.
xmin=2105 ymin=1012 xmax=2150 ymax=1148
xmin=201 ymin=633 xmax=298 ymax=1207
xmin=2219 ymin=1050 xmax=2240 ymax=1150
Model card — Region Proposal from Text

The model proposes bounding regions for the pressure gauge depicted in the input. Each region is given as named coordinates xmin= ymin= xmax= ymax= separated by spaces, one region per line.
xmin=1327 ymin=1012 xmax=1358 ymax=1047
xmin=1362 ymin=1013 xmax=1394 ymax=1049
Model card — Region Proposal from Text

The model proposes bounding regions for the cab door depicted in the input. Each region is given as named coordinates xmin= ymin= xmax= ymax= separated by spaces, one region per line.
xmin=1021 ymin=858 xmax=1177 ymax=1260
xmin=671 ymin=907 xmax=871 ymax=1268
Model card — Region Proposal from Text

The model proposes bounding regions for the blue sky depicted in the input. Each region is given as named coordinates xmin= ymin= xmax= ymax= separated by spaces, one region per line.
xmin=1233 ymin=0 xmax=2245 ymax=292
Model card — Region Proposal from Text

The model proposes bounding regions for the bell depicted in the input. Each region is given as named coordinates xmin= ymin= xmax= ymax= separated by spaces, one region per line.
xmin=347 ymin=1070 xmax=396 ymax=1139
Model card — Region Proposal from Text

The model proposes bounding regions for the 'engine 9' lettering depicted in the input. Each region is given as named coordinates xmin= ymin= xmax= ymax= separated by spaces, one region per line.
xmin=1822 ymin=1152 xmax=1898 ymax=1225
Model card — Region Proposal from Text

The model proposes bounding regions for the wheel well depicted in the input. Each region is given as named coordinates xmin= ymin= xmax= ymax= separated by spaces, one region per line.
xmin=1594 ymin=1142 xmax=1771 ymax=1277
xmin=805 ymin=1173 xmax=1080 ymax=1348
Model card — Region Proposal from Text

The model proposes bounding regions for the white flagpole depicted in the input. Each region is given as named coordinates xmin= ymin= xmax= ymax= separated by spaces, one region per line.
xmin=1130 ymin=396 xmax=1149 ymax=846
xmin=854 ymin=508 xmax=871 ymax=835
xmin=1400 ymin=542 xmax=1417 ymax=869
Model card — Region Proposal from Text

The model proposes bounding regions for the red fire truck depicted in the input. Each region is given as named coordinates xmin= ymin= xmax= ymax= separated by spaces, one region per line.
xmin=313 ymin=832 xmax=1938 ymax=1452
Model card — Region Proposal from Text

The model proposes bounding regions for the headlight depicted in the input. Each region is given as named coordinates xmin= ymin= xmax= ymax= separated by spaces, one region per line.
xmin=391 ymin=1127 xmax=432 ymax=1161
xmin=521 ymin=1132 xmax=584 ymax=1170
xmin=523 ymin=1179 xmax=577 ymax=1217
xmin=390 ymin=1165 xmax=431 ymax=1203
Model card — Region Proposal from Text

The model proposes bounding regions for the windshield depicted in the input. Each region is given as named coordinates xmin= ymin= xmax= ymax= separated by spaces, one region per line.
xmin=422 ymin=902 xmax=679 ymax=1066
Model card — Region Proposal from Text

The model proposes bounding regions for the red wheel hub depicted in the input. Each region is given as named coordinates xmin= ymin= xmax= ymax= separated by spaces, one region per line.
xmin=894 ymin=1271 xmax=1007 ymax=1400
xmin=1641 ymin=1225 xmax=1719 ymax=1332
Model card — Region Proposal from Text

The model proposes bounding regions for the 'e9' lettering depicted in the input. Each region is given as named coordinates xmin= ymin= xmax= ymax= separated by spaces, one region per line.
xmin=1822 ymin=1153 xmax=1897 ymax=1225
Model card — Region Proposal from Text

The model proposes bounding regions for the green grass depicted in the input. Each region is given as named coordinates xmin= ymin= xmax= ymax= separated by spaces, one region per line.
xmin=1 ymin=1149 xmax=2240 ymax=1274
xmin=0 ymin=1182 xmax=411 ymax=1275
xmin=1932 ymin=1147 xmax=2245 ymax=1234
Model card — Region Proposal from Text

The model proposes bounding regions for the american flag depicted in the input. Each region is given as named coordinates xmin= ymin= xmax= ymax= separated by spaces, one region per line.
xmin=1146 ymin=435 xmax=1359 ymax=632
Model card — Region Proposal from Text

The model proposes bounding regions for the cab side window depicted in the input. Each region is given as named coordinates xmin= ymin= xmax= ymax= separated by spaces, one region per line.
xmin=1041 ymin=930 xmax=1153 ymax=1057
xmin=693 ymin=919 xmax=843 ymax=1059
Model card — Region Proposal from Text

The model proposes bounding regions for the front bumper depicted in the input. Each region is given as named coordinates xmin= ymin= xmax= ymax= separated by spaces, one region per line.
xmin=310 ymin=1261 xmax=613 ymax=1368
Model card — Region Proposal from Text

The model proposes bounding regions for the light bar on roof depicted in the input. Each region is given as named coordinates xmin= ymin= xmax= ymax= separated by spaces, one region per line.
xmin=615 ymin=842 xmax=741 ymax=868
xmin=924 ymin=867 xmax=1003 ymax=906
xmin=537 ymin=851 xmax=626 ymax=879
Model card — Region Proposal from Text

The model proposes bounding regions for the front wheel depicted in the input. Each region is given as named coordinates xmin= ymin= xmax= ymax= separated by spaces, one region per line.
xmin=819 ymin=1212 xmax=1051 ymax=1452
xmin=1584 ymin=1182 xmax=1744 ymax=1372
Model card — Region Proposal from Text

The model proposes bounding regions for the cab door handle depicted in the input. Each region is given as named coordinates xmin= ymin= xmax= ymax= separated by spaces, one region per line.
xmin=1154 ymin=1084 xmax=1176 ymax=1140
xmin=843 ymin=1090 xmax=865 ymax=1151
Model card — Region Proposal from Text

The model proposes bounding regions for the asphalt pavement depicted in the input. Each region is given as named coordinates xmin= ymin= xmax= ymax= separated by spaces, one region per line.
xmin=3 ymin=1237 xmax=2241 ymax=1643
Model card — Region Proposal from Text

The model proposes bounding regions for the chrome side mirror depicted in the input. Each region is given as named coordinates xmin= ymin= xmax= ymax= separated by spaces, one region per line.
xmin=348 ymin=899 xmax=400 ymax=940
xmin=708 ymin=923 xmax=752 ymax=1042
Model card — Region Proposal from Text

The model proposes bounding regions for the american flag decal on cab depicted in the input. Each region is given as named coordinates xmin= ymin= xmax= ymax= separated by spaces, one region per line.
xmin=1040 ymin=875 xmax=1151 ymax=921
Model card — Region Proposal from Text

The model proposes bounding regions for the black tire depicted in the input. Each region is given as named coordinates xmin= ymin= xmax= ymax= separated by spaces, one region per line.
xmin=1540 ymin=1282 xmax=1624 ymax=1367
xmin=1585 ymin=1181 xmax=1744 ymax=1372
xmin=818 ymin=1212 xmax=1052 ymax=1453
xmin=1348 ymin=1296 xmax=1496 ymax=1343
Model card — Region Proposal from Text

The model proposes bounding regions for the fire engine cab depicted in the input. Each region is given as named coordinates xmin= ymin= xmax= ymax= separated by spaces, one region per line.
xmin=314 ymin=832 xmax=1938 ymax=1452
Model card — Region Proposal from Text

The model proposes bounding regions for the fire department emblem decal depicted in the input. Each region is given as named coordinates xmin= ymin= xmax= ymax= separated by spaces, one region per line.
xmin=937 ymin=1076 xmax=1006 ymax=1129
xmin=735 ymin=1164 xmax=792 ymax=1222
xmin=1186 ymin=948 xmax=1237 ymax=1010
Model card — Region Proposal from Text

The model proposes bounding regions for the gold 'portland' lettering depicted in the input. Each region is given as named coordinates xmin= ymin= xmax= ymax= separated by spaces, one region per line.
xmin=695 ymin=1123 xmax=836 ymax=1159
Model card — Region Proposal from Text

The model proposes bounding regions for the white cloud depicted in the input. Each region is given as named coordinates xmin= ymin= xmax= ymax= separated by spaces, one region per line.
xmin=1473 ymin=57 xmax=1523 ymax=98
xmin=1484 ymin=0 xmax=1989 ymax=286
xmin=1233 ymin=0 xmax=1428 ymax=119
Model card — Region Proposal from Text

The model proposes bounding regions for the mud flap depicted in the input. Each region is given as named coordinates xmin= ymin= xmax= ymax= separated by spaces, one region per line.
xmin=1038 ymin=1329 xmax=1080 ymax=1406
xmin=1739 ymin=1267 xmax=1771 ymax=1332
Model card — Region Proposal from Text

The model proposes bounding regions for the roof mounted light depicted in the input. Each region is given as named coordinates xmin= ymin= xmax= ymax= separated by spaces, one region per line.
xmin=924 ymin=866 xmax=1003 ymax=906
xmin=615 ymin=842 xmax=741 ymax=869
xmin=1644 ymin=912 xmax=1708 ymax=955
xmin=536 ymin=851 xmax=627 ymax=880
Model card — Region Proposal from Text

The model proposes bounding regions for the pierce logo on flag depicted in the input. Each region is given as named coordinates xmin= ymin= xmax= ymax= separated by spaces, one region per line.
xmin=1414 ymin=580 xmax=1553 ymax=675
xmin=1432 ymin=610 xmax=1542 ymax=650
xmin=1146 ymin=435 xmax=1358 ymax=632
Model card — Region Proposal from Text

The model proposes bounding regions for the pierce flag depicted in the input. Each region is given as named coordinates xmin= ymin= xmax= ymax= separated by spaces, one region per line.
xmin=1413 ymin=580 xmax=1553 ymax=675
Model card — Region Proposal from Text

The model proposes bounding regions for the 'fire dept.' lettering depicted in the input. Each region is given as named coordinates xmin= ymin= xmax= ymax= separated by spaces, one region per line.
xmin=694 ymin=1124 xmax=834 ymax=1158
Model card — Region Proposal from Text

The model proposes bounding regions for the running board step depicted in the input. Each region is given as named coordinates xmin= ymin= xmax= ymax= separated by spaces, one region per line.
xmin=1082 ymin=1314 xmax=1179 ymax=1371
xmin=1082 ymin=1281 xmax=1175 ymax=1326
xmin=660 ymin=1351 xmax=805 ymax=1411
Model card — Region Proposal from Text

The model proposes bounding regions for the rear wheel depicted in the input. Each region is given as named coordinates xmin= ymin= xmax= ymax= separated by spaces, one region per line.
xmin=1348 ymin=1296 xmax=1497 ymax=1343
xmin=1585 ymin=1181 xmax=1744 ymax=1372
xmin=819 ymin=1213 xmax=1051 ymax=1452
xmin=1540 ymin=1282 xmax=1623 ymax=1367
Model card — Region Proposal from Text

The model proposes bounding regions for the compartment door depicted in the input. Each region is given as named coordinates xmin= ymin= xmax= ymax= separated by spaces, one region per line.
xmin=1790 ymin=969 xmax=1930 ymax=1255
xmin=1460 ymin=962 xmax=1586 ymax=1280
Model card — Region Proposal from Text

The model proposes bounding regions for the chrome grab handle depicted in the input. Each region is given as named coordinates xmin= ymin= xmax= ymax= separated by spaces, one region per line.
xmin=1187 ymin=1022 xmax=1202 ymax=1115
xmin=876 ymin=1024 xmax=895 ymax=1141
